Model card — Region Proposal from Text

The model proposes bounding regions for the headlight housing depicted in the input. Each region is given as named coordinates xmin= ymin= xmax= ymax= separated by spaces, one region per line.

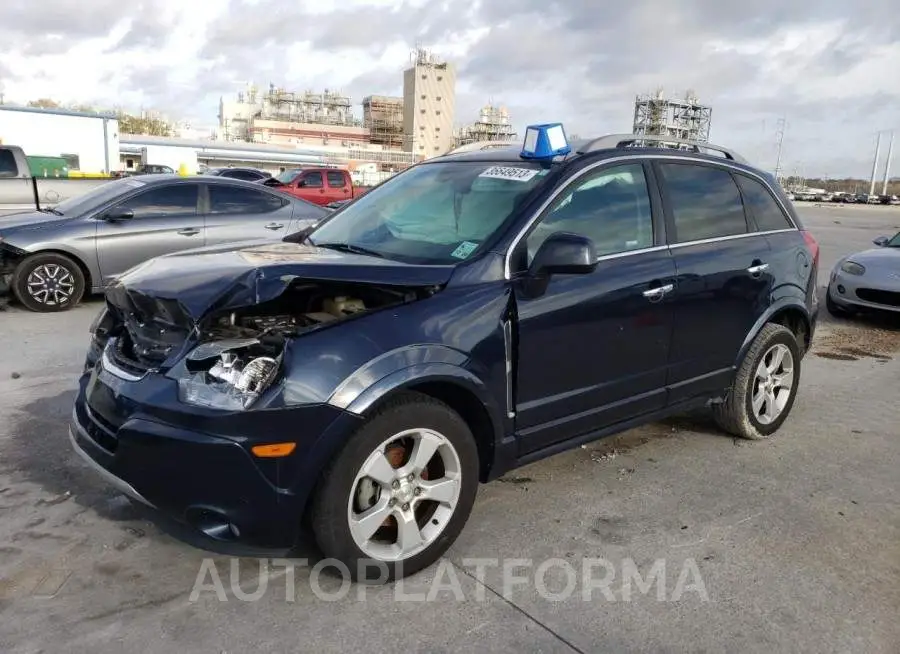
xmin=178 ymin=340 xmax=282 ymax=410
xmin=840 ymin=260 xmax=866 ymax=276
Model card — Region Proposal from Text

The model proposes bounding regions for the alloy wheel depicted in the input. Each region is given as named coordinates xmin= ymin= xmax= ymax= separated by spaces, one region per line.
xmin=752 ymin=343 xmax=795 ymax=425
xmin=26 ymin=263 xmax=76 ymax=307
xmin=347 ymin=428 xmax=462 ymax=562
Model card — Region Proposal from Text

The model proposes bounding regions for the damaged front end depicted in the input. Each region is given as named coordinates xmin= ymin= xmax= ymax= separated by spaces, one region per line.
xmin=92 ymin=276 xmax=441 ymax=411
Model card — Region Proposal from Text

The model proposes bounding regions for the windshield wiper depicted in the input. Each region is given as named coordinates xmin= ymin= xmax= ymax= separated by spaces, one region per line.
xmin=315 ymin=242 xmax=386 ymax=258
xmin=38 ymin=207 xmax=64 ymax=216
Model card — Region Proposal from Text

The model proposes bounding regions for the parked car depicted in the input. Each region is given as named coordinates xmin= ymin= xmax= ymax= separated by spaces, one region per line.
xmin=71 ymin=126 xmax=820 ymax=582
xmin=0 ymin=174 xmax=327 ymax=312
xmin=0 ymin=144 xmax=109 ymax=215
xmin=262 ymin=167 xmax=357 ymax=206
xmin=203 ymin=167 xmax=272 ymax=182
xmin=826 ymin=230 xmax=900 ymax=317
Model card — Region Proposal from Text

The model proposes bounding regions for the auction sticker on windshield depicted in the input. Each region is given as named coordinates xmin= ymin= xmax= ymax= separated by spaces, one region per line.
xmin=478 ymin=166 xmax=540 ymax=182
xmin=451 ymin=241 xmax=479 ymax=259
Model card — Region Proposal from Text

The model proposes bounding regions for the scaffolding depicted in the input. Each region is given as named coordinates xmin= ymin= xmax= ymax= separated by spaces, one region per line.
xmin=363 ymin=95 xmax=404 ymax=149
xmin=632 ymin=88 xmax=712 ymax=145
xmin=454 ymin=104 xmax=517 ymax=147
xmin=258 ymin=85 xmax=360 ymax=126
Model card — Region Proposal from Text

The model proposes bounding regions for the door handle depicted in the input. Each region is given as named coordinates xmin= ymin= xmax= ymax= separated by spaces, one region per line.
xmin=264 ymin=222 xmax=284 ymax=230
xmin=642 ymin=283 xmax=674 ymax=300
xmin=747 ymin=262 xmax=770 ymax=276
xmin=177 ymin=228 xmax=200 ymax=236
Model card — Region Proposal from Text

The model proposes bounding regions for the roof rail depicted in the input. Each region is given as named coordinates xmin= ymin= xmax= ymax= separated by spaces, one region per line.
xmin=446 ymin=140 xmax=517 ymax=155
xmin=576 ymin=133 xmax=746 ymax=164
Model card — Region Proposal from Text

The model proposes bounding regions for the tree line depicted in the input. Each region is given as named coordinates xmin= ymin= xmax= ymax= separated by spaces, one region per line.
xmin=24 ymin=98 xmax=173 ymax=136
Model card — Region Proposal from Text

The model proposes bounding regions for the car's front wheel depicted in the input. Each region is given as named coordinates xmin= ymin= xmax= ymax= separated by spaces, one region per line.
xmin=713 ymin=323 xmax=802 ymax=440
xmin=12 ymin=252 xmax=86 ymax=312
xmin=311 ymin=392 xmax=479 ymax=582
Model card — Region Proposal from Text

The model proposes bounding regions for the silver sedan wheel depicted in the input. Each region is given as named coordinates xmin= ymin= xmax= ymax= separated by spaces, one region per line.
xmin=347 ymin=428 xmax=462 ymax=562
xmin=752 ymin=343 xmax=795 ymax=425
xmin=26 ymin=263 xmax=76 ymax=306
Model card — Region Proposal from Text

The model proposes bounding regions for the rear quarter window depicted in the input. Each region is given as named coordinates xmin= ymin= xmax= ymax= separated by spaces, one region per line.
xmin=735 ymin=174 xmax=794 ymax=231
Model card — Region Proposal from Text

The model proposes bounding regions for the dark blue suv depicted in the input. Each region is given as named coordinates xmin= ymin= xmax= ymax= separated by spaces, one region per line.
xmin=71 ymin=128 xmax=820 ymax=581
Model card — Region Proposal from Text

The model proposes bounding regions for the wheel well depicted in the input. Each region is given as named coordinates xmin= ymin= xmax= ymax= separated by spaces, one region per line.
xmin=771 ymin=307 xmax=811 ymax=352
xmin=20 ymin=250 xmax=93 ymax=290
xmin=406 ymin=381 xmax=496 ymax=482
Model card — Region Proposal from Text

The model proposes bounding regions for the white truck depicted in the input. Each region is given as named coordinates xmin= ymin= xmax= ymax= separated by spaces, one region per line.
xmin=0 ymin=145 xmax=110 ymax=215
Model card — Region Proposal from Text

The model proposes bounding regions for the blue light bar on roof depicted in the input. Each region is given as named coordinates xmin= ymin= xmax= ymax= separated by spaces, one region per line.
xmin=520 ymin=123 xmax=571 ymax=160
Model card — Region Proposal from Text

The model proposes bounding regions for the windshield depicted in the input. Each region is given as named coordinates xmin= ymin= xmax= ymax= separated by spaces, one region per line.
xmin=275 ymin=169 xmax=302 ymax=184
xmin=51 ymin=178 xmax=146 ymax=215
xmin=309 ymin=161 xmax=549 ymax=264
xmin=887 ymin=232 xmax=900 ymax=247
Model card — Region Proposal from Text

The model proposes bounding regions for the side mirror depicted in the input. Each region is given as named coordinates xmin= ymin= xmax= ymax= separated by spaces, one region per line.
xmin=530 ymin=232 xmax=597 ymax=277
xmin=296 ymin=179 xmax=307 ymax=187
xmin=873 ymin=236 xmax=889 ymax=247
xmin=105 ymin=208 xmax=134 ymax=222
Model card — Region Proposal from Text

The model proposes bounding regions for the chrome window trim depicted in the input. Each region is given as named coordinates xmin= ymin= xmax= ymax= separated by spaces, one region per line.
xmin=504 ymin=154 xmax=798 ymax=279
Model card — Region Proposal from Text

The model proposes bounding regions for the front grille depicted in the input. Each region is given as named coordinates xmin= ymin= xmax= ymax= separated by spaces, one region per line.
xmin=856 ymin=288 xmax=900 ymax=307
xmin=77 ymin=401 xmax=119 ymax=453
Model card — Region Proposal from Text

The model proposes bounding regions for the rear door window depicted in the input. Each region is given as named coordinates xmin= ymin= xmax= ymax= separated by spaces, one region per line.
xmin=326 ymin=171 xmax=347 ymax=187
xmin=208 ymin=185 xmax=287 ymax=214
xmin=735 ymin=174 xmax=794 ymax=231
xmin=659 ymin=163 xmax=748 ymax=243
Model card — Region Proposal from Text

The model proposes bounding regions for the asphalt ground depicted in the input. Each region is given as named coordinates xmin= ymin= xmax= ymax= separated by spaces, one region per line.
xmin=0 ymin=203 xmax=898 ymax=653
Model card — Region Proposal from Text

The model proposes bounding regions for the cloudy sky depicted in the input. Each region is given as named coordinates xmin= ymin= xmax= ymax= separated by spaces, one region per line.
xmin=1 ymin=0 xmax=898 ymax=178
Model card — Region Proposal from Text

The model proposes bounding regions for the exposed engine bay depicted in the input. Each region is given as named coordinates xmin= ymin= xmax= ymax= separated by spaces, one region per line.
xmin=201 ymin=281 xmax=433 ymax=341
xmin=171 ymin=281 xmax=439 ymax=410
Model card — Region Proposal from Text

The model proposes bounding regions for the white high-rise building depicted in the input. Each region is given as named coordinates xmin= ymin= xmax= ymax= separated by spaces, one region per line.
xmin=402 ymin=48 xmax=456 ymax=158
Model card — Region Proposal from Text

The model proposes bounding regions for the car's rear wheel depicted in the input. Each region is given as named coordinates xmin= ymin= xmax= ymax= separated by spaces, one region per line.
xmin=311 ymin=392 xmax=479 ymax=582
xmin=713 ymin=323 xmax=801 ymax=440
xmin=12 ymin=252 xmax=85 ymax=313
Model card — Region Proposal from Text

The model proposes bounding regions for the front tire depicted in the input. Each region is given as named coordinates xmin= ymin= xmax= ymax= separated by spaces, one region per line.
xmin=311 ymin=392 xmax=479 ymax=582
xmin=12 ymin=252 xmax=85 ymax=312
xmin=713 ymin=323 xmax=802 ymax=440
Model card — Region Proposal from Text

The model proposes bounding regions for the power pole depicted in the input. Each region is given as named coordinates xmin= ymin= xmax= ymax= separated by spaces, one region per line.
xmin=869 ymin=132 xmax=882 ymax=197
xmin=882 ymin=130 xmax=895 ymax=196
xmin=774 ymin=117 xmax=786 ymax=183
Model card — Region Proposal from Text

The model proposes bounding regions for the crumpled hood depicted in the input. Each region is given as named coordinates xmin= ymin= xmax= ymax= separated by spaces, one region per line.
xmin=107 ymin=241 xmax=454 ymax=322
xmin=0 ymin=211 xmax=70 ymax=234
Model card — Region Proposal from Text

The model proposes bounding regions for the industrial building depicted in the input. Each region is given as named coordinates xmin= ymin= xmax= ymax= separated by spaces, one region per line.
xmin=0 ymin=105 xmax=119 ymax=174
xmin=402 ymin=48 xmax=457 ymax=157
xmin=218 ymin=83 xmax=368 ymax=148
xmin=363 ymin=95 xmax=404 ymax=149
xmin=632 ymin=89 xmax=712 ymax=144
xmin=455 ymin=104 xmax=516 ymax=147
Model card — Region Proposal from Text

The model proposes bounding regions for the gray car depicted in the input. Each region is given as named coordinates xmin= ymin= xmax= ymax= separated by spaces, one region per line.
xmin=0 ymin=174 xmax=327 ymax=312
xmin=826 ymin=230 xmax=900 ymax=316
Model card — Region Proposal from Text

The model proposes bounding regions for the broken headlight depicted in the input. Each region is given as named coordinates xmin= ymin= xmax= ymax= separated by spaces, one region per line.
xmin=178 ymin=340 xmax=281 ymax=410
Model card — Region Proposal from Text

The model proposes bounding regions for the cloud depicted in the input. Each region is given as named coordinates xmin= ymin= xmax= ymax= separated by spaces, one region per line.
xmin=0 ymin=0 xmax=897 ymax=176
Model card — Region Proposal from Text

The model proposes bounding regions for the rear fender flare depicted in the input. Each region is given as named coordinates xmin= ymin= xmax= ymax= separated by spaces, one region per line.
xmin=735 ymin=298 xmax=811 ymax=368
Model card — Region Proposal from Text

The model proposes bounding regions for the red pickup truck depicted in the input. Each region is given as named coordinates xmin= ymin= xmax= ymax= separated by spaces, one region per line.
xmin=262 ymin=167 xmax=356 ymax=206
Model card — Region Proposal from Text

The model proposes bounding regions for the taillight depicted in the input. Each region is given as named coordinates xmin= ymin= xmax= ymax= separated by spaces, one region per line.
xmin=801 ymin=230 xmax=819 ymax=268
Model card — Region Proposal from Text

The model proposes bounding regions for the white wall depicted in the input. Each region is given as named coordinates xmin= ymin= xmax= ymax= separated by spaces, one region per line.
xmin=0 ymin=109 xmax=119 ymax=173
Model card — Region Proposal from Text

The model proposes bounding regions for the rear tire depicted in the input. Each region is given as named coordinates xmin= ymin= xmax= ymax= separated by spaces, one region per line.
xmin=713 ymin=323 xmax=801 ymax=440
xmin=12 ymin=252 xmax=85 ymax=313
xmin=310 ymin=392 xmax=479 ymax=582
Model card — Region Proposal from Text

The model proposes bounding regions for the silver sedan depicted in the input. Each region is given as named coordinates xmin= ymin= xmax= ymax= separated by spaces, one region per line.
xmin=0 ymin=175 xmax=326 ymax=312
xmin=826 ymin=231 xmax=900 ymax=316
